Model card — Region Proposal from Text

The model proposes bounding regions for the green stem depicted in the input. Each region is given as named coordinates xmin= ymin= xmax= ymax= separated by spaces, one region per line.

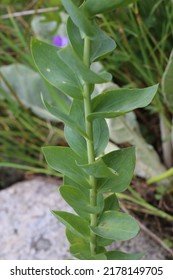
xmin=83 ymin=36 xmax=97 ymax=255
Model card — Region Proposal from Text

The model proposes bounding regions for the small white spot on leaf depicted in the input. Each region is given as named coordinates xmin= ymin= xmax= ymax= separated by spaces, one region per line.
xmin=46 ymin=68 xmax=51 ymax=72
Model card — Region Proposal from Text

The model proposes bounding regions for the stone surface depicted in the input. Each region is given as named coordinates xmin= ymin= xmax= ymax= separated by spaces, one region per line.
xmin=0 ymin=176 xmax=167 ymax=260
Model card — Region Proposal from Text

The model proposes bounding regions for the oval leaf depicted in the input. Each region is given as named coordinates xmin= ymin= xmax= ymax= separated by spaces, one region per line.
xmin=91 ymin=210 xmax=140 ymax=241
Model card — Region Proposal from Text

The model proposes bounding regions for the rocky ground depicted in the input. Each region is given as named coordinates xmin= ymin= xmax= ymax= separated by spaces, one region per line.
xmin=0 ymin=176 xmax=168 ymax=260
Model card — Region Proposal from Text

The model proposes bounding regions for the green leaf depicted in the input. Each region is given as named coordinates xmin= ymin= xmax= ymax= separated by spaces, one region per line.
xmin=61 ymin=0 xmax=96 ymax=37
xmin=162 ymin=49 xmax=173 ymax=113
xmin=31 ymin=38 xmax=82 ymax=99
xmin=63 ymin=176 xmax=89 ymax=196
xmin=64 ymin=100 xmax=109 ymax=158
xmin=93 ymin=118 xmax=110 ymax=157
xmin=90 ymin=23 xmax=116 ymax=62
xmin=64 ymin=125 xmax=87 ymax=159
xmin=67 ymin=17 xmax=83 ymax=60
xmin=96 ymin=236 xmax=114 ymax=247
xmin=84 ymin=0 xmax=137 ymax=16
xmin=42 ymin=146 xmax=90 ymax=189
xmin=106 ymin=250 xmax=143 ymax=260
xmin=66 ymin=229 xmax=107 ymax=259
xmin=97 ymin=147 xmax=135 ymax=193
xmin=42 ymin=98 xmax=87 ymax=138
xmin=71 ymin=243 xmax=107 ymax=260
xmin=60 ymin=185 xmax=100 ymax=214
xmin=104 ymin=194 xmax=120 ymax=212
xmin=89 ymin=85 xmax=158 ymax=119
xmin=66 ymin=228 xmax=82 ymax=245
xmin=67 ymin=18 xmax=116 ymax=62
xmin=52 ymin=211 xmax=90 ymax=240
xmin=69 ymin=241 xmax=90 ymax=259
xmin=58 ymin=46 xmax=110 ymax=84
xmin=91 ymin=210 xmax=140 ymax=241
xmin=77 ymin=158 xmax=118 ymax=178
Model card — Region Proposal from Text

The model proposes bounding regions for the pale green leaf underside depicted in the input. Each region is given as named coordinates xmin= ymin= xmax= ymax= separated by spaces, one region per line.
xmin=89 ymin=84 xmax=158 ymax=119
xmin=91 ymin=210 xmax=140 ymax=241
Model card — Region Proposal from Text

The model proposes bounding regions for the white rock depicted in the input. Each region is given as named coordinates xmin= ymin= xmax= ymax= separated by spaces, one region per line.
xmin=0 ymin=176 xmax=167 ymax=260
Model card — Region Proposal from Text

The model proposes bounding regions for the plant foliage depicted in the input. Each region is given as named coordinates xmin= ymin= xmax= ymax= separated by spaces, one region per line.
xmin=31 ymin=0 xmax=158 ymax=260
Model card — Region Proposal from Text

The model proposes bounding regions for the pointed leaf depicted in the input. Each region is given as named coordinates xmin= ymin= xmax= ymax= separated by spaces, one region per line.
xmin=64 ymin=125 xmax=87 ymax=159
xmin=90 ymin=23 xmax=116 ymax=62
xmin=69 ymin=241 xmax=90 ymax=259
xmin=89 ymin=85 xmax=158 ymax=119
xmin=42 ymin=98 xmax=87 ymax=138
xmin=58 ymin=46 xmax=110 ymax=84
xmin=63 ymin=176 xmax=89 ymax=197
xmin=60 ymin=185 xmax=101 ymax=214
xmin=93 ymin=118 xmax=110 ymax=156
xmin=66 ymin=17 xmax=83 ymax=59
xmin=61 ymin=0 xmax=96 ymax=37
xmin=97 ymin=147 xmax=135 ymax=193
xmin=91 ymin=210 xmax=140 ymax=241
xmin=70 ymin=243 xmax=107 ymax=260
xmin=104 ymin=194 xmax=120 ymax=212
xmin=66 ymin=229 xmax=107 ymax=259
xmin=64 ymin=100 xmax=109 ymax=157
xmin=52 ymin=211 xmax=90 ymax=240
xmin=67 ymin=18 xmax=116 ymax=62
xmin=31 ymin=38 xmax=82 ymax=99
xmin=42 ymin=147 xmax=90 ymax=188
xmin=77 ymin=158 xmax=118 ymax=178
xmin=106 ymin=250 xmax=143 ymax=260
xmin=66 ymin=228 xmax=82 ymax=245
xmin=84 ymin=0 xmax=137 ymax=16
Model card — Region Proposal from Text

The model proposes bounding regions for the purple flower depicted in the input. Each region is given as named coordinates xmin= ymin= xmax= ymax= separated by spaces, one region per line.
xmin=53 ymin=36 xmax=68 ymax=48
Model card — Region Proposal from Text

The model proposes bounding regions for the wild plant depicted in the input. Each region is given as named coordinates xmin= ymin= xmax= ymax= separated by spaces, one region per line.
xmin=31 ymin=0 xmax=158 ymax=260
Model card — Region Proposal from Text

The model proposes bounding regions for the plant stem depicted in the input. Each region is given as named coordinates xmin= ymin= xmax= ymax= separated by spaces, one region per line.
xmin=83 ymin=36 xmax=97 ymax=255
